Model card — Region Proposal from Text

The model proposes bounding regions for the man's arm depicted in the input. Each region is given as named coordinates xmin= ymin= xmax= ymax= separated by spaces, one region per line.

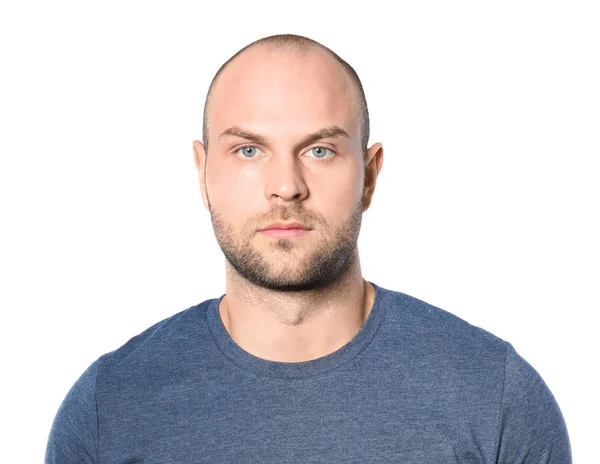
xmin=45 ymin=359 xmax=100 ymax=464
xmin=494 ymin=342 xmax=572 ymax=463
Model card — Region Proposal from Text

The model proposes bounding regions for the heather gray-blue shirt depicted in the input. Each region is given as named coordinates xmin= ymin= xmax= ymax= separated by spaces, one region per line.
xmin=46 ymin=282 xmax=571 ymax=463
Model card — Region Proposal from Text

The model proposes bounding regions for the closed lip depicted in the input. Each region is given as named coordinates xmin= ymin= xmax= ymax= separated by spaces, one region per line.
xmin=259 ymin=222 xmax=311 ymax=231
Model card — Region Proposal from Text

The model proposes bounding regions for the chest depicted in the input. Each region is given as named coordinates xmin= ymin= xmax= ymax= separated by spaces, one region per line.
xmin=97 ymin=377 xmax=499 ymax=464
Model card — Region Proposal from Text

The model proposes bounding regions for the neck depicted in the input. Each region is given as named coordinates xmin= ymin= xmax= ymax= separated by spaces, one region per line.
xmin=218 ymin=253 xmax=376 ymax=363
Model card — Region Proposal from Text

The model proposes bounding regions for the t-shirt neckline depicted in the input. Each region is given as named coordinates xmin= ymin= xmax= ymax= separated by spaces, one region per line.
xmin=206 ymin=281 xmax=387 ymax=380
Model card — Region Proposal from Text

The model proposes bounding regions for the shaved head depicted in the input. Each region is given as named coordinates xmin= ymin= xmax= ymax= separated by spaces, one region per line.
xmin=202 ymin=34 xmax=370 ymax=153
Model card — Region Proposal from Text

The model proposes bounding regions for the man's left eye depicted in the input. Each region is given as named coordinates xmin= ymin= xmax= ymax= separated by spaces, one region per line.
xmin=309 ymin=147 xmax=334 ymax=159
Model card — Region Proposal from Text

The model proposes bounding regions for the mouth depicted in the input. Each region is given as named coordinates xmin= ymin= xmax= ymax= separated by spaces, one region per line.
xmin=258 ymin=228 xmax=311 ymax=238
xmin=258 ymin=221 xmax=312 ymax=238
xmin=259 ymin=221 xmax=311 ymax=231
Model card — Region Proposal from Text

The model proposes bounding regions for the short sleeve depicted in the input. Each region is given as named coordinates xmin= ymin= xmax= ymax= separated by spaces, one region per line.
xmin=45 ymin=359 xmax=100 ymax=464
xmin=494 ymin=342 xmax=572 ymax=463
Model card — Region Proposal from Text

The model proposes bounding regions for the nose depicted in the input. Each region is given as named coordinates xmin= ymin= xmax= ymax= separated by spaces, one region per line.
xmin=264 ymin=152 xmax=309 ymax=203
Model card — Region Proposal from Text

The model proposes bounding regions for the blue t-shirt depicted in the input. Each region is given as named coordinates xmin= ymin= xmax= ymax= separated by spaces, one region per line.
xmin=46 ymin=282 xmax=571 ymax=463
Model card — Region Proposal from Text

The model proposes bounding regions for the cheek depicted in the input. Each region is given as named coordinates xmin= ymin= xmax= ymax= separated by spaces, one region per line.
xmin=208 ymin=165 xmax=262 ymax=218
xmin=311 ymin=165 xmax=363 ymax=221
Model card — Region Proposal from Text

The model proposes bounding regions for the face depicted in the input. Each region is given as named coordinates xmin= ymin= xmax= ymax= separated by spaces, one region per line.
xmin=194 ymin=46 xmax=382 ymax=292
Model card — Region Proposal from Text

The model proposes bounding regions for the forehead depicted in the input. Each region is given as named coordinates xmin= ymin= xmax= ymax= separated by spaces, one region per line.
xmin=207 ymin=46 xmax=360 ymax=141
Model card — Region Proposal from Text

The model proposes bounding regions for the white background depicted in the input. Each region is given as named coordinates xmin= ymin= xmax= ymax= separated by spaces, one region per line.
xmin=1 ymin=1 xmax=598 ymax=462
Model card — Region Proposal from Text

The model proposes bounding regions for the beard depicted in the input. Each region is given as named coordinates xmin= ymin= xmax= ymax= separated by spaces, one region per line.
xmin=207 ymin=195 xmax=363 ymax=292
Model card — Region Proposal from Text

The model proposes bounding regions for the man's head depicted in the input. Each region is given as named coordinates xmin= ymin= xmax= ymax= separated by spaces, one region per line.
xmin=193 ymin=34 xmax=383 ymax=292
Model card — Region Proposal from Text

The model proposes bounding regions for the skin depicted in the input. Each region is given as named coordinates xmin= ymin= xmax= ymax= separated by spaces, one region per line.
xmin=193 ymin=45 xmax=384 ymax=363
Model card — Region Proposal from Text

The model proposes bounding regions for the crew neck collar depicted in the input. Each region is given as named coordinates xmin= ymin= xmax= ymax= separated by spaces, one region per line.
xmin=206 ymin=281 xmax=388 ymax=380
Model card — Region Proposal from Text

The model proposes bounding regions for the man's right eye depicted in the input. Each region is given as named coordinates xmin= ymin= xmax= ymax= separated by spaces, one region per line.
xmin=236 ymin=146 xmax=261 ymax=158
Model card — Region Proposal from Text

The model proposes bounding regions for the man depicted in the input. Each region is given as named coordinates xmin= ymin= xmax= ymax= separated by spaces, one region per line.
xmin=46 ymin=34 xmax=571 ymax=463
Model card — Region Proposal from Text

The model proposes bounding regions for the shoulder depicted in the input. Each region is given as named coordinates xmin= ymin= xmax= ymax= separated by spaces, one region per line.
xmin=95 ymin=298 xmax=215 ymax=378
xmin=376 ymin=284 xmax=508 ymax=358
xmin=45 ymin=359 xmax=101 ymax=463
xmin=45 ymin=298 xmax=216 ymax=463
xmin=370 ymin=284 xmax=510 ymax=401
xmin=374 ymin=285 xmax=571 ymax=462
xmin=495 ymin=342 xmax=572 ymax=462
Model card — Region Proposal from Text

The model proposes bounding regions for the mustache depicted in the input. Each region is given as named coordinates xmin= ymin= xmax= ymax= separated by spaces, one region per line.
xmin=255 ymin=204 xmax=322 ymax=229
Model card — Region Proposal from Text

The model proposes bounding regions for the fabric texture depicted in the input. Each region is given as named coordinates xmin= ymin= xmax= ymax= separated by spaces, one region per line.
xmin=46 ymin=282 xmax=571 ymax=463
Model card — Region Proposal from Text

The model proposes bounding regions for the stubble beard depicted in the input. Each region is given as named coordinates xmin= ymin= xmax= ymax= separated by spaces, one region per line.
xmin=207 ymin=198 xmax=364 ymax=292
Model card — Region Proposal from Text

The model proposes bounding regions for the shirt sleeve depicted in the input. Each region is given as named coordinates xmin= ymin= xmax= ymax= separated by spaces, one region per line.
xmin=45 ymin=359 xmax=100 ymax=464
xmin=494 ymin=342 xmax=572 ymax=463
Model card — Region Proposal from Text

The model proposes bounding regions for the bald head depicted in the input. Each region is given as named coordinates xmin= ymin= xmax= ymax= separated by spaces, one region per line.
xmin=202 ymin=34 xmax=370 ymax=153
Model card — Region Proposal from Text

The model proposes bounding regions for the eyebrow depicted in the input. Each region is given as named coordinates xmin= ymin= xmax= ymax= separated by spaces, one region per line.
xmin=217 ymin=125 xmax=350 ymax=150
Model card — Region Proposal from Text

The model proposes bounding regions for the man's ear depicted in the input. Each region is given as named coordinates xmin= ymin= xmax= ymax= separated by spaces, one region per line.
xmin=362 ymin=142 xmax=384 ymax=212
xmin=193 ymin=140 xmax=209 ymax=210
